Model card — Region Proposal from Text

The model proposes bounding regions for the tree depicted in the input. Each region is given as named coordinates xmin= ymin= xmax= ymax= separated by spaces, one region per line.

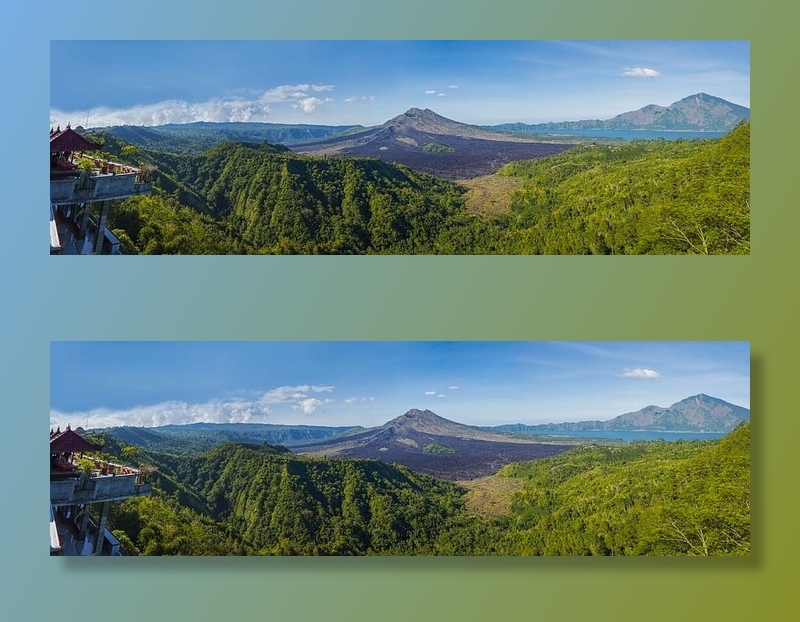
xmin=121 ymin=144 xmax=139 ymax=162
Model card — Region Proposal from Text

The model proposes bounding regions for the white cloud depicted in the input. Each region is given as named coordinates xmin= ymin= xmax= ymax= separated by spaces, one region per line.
xmin=293 ymin=398 xmax=333 ymax=415
xmin=621 ymin=368 xmax=661 ymax=379
xmin=448 ymin=386 xmax=459 ymax=390
xmin=50 ymin=397 xmax=266 ymax=429
xmin=344 ymin=395 xmax=376 ymax=404
xmin=437 ymin=394 xmax=446 ymax=398
xmin=344 ymin=97 xmax=357 ymax=103
xmin=257 ymin=84 xmax=333 ymax=103
xmin=256 ymin=384 xmax=335 ymax=405
xmin=425 ymin=90 xmax=437 ymax=95
xmin=293 ymin=96 xmax=333 ymax=114
xmin=437 ymin=93 xmax=446 ymax=97
xmin=447 ymin=84 xmax=459 ymax=89
xmin=621 ymin=67 xmax=661 ymax=78
xmin=259 ymin=385 xmax=312 ymax=403
xmin=50 ymin=83 xmax=336 ymax=128
xmin=425 ymin=390 xmax=437 ymax=395
xmin=49 ymin=382 xmax=341 ymax=429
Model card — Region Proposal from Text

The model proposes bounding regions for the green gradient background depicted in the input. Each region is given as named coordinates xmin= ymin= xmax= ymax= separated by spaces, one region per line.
xmin=3 ymin=1 xmax=794 ymax=619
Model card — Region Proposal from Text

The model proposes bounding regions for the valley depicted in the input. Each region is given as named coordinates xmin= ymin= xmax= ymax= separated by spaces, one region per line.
xmin=70 ymin=93 xmax=749 ymax=255
xmin=73 ymin=396 xmax=750 ymax=556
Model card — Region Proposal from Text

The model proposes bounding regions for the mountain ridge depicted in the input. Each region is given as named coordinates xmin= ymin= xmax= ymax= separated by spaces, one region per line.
xmin=489 ymin=93 xmax=749 ymax=133
xmin=489 ymin=394 xmax=750 ymax=434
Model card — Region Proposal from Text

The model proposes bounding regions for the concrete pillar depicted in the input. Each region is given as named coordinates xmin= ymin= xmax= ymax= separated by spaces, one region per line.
xmin=93 ymin=501 xmax=110 ymax=555
xmin=77 ymin=504 xmax=90 ymax=539
xmin=94 ymin=201 xmax=110 ymax=254
xmin=78 ymin=204 xmax=90 ymax=239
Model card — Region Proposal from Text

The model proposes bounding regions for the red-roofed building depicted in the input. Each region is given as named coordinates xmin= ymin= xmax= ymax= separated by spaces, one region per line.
xmin=50 ymin=125 xmax=103 ymax=156
xmin=50 ymin=426 xmax=104 ymax=455
xmin=49 ymin=123 xmax=151 ymax=255
xmin=49 ymin=425 xmax=151 ymax=555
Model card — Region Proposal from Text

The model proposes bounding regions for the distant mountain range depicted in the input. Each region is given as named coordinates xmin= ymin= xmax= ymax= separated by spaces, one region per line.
xmin=93 ymin=395 xmax=748 ymax=478
xmin=93 ymin=121 xmax=361 ymax=150
xmin=90 ymin=94 xmax=747 ymax=180
xmin=93 ymin=422 xmax=360 ymax=455
xmin=92 ymin=94 xmax=748 ymax=160
xmin=488 ymin=93 xmax=750 ymax=133
xmin=489 ymin=394 xmax=750 ymax=435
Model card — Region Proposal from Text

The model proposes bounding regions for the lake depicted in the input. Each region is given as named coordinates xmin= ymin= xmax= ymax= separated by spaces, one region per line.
xmin=543 ymin=429 xmax=728 ymax=442
xmin=539 ymin=129 xmax=727 ymax=141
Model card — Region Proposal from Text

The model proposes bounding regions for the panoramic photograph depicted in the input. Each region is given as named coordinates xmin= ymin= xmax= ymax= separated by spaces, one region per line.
xmin=50 ymin=341 xmax=750 ymax=556
xmin=49 ymin=40 xmax=750 ymax=255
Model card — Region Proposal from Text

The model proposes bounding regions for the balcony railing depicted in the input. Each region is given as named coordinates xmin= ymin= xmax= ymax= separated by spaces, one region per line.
xmin=50 ymin=472 xmax=152 ymax=505
xmin=50 ymin=173 xmax=151 ymax=204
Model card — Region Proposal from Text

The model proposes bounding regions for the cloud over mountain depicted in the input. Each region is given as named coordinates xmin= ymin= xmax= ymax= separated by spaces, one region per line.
xmin=50 ymin=384 xmax=337 ymax=429
xmin=50 ymin=84 xmax=336 ymax=128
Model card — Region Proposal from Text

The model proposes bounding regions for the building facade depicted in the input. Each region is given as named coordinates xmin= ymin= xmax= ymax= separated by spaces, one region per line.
xmin=50 ymin=125 xmax=151 ymax=254
xmin=50 ymin=426 xmax=152 ymax=555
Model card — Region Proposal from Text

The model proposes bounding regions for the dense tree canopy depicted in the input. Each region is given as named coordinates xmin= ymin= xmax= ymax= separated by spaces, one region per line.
xmin=95 ymin=424 xmax=749 ymax=556
xmin=104 ymin=443 xmax=469 ymax=555
xmin=96 ymin=123 xmax=748 ymax=254
xmin=495 ymin=423 xmax=750 ymax=555
xmin=93 ymin=124 xmax=750 ymax=255
xmin=497 ymin=122 xmax=750 ymax=254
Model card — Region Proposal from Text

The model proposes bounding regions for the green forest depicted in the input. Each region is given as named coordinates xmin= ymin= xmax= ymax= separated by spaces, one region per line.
xmin=497 ymin=123 xmax=750 ymax=254
xmin=85 ymin=424 xmax=749 ymax=555
xmin=90 ymin=122 xmax=749 ymax=254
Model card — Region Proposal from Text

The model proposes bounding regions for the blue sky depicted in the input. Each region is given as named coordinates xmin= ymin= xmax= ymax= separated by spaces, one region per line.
xmin=50 ymin=342 xmax=750 ymax=430
xmin=50 ymin=41 xmax=750 ymax=128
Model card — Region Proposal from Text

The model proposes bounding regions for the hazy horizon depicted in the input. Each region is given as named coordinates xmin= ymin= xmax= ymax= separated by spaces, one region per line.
xmin=50 ymin=41 xmax=750 ymax=129
xmin=50 ymin=342 xmax=750 ymax=430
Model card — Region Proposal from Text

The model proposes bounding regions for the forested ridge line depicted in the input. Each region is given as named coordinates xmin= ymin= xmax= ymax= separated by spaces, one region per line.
xmin=87 ymin=424 xmax=749 ymax=555
xmin=496 ymin=121 xmax=750 ymax=254
xmin=495 ymin=423 xmax=750 ymax=555
xmin=90 ymin=123 xmax=749 ymax=254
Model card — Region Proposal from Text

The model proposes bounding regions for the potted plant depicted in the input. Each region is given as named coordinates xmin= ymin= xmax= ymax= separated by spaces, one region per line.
xmin=77 ymin=458 xmax=95 ymax=487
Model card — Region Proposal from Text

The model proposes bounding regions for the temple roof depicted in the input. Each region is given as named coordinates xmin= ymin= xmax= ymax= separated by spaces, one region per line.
xmin=50 ymin=125 xmax=102 ymax=153
xmin=50 ymin=427 xmax=103 ymax=453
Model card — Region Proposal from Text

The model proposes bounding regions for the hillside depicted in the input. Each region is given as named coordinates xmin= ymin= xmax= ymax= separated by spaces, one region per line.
xmin=92 ymin=121 xmax=749 ymax=255
xmin=495 ymin=423 xmax=750 ymax=555
xmin=107 ymin=141 xmax=473 ymax=254
xmin=496 ymin=122 xmax=750 ymax=254
xmin=95 ymin=424 xmax=750 ymax=555
xmin=108 ymin=442 xmax=471 ymax=555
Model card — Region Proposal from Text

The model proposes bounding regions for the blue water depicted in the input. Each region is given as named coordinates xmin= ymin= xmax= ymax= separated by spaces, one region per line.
xmin=541 ymin=430 xmax=726 ymax=442
xmin=539 ymin=129 xmax=726 ymax=141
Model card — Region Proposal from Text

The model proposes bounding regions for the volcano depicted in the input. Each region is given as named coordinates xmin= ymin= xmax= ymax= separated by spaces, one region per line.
xmin=293 ymin=108 xmax=574 ymax=179
xmin=292 ymin=408 xmax=573 ymax=481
